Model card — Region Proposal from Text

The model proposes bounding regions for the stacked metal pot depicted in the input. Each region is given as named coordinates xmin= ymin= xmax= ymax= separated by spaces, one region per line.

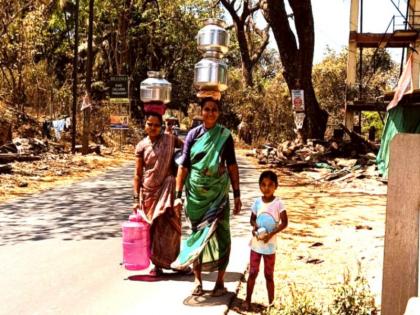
xmin=140 ymin=71 xmax=172 ymax=115
xmin=194 ymin=19 xmax=229 ymax=92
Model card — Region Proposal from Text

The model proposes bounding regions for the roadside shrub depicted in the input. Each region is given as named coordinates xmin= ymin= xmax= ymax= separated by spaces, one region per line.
xmin=329 ymin=265 xmax=378 ymax=315
xmin=265 ymin=283 xmax=323 ymax=315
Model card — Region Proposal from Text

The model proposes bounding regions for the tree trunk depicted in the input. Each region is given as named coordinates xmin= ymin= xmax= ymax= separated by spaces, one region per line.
xmin=82 ymin=0 xmax=94 ymax=155
xmin=263 ymin=0 xmax=328 ymax=140
xmin=236 ymin=24 xmax=254 ymax=87
xmin=71 ymin=0 xmax=80 ymax=154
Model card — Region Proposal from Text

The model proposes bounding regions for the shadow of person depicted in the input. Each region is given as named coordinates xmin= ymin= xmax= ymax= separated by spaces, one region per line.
xmin=127 ymin=270 xmax=243 ymax=283
xmin=126 ymin=270 xmax=194 ymax=282
xmin=201 ymin=271 xmax=244 ymax=283
xmin=183 ymin=291 xmax=235 ymax=307
xmin=229 ymin=296 xmax=267 ymax=314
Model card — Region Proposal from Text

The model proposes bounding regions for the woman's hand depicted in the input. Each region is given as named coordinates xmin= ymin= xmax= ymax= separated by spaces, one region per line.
xmin=174 ymin=198 xmax=183 ymax=214
xmin=233 ymin=197 xmax=242 ymax=215
xmin=132 ymin=202 xmax=140 ymax=214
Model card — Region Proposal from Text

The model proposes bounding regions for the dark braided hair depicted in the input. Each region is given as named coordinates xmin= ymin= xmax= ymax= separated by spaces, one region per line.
xmin=144 ymin=112 xmax=163 ymax=124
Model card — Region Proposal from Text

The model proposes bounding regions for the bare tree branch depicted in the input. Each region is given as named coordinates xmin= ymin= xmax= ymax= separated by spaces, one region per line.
xmin=221 ymin=0 xmax=270 ymax=86
xmin=251 ymin=25 xmax=269 ymax=64
xmin=220 ymin=0 xmax=241 ymax=24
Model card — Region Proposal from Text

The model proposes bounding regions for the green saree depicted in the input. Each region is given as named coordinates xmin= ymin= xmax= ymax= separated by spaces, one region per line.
xmin=171 ymin=124 xmax=231 ymax=272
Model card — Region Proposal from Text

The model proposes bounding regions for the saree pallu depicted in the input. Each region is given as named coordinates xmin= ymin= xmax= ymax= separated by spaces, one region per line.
xmin=171 ymin=124 xmax=231 ymax=272
xmin=137 ymin=134 xmax=181 ymax=269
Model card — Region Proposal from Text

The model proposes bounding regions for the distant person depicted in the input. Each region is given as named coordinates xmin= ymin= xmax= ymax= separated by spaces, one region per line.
xmin=171 ymin=93 xmax=242 ymax=297
xmin=133 ymin=112 xmax=185 ymax=276
xmin=243 ymin=170 xmax=288 ymax=311
xmin=165 ymin=118 xmax=179 ymax=136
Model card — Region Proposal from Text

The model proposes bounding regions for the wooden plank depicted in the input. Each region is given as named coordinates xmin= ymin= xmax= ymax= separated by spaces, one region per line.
xmin=347 ymin=102 xmax=388 ymax=111
xmin=349 ymin=31 xmax=418 ymax=48
xmin=0 ymin=164 xmax=12 ymax=174
xmin=0 ymin=153 xmax=41 ymax=163
xmin=382 ymin=134 xmax=420 ymax=315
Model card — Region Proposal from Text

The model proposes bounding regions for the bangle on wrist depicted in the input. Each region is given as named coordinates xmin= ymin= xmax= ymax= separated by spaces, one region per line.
xmin=174 ymin=198 xmax=183 ymax=206
xmin=233 ymin=189 xmax=240 ymax=198
xmin=175 ymin=190 xmax=182 ymax=199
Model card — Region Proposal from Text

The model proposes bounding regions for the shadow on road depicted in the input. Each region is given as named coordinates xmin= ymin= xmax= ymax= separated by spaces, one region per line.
xmin=0 ymin=165 xmax=134 ymax=245
xmin=0 ymin=156 xmax=260 ymax=246
xmin=126 ymin=271 xmax=243 ymax=283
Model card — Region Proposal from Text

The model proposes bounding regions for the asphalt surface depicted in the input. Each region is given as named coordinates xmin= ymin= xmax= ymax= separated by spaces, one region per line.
xmin=0 ymin=155 xmax=261 ymax=315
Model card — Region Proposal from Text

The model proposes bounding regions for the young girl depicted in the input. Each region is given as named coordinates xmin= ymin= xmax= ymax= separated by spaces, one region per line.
xmin=244 ymin=170 xmax=288 ymax=310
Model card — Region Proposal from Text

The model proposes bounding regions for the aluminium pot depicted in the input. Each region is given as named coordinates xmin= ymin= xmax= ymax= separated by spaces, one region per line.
xmin=194 ymin=51 xmax=228 ymax=91
xmin=140 ymin=71 xmax=172 ymax=104
xmin=197 ymin=18 xmax=229 ymax=54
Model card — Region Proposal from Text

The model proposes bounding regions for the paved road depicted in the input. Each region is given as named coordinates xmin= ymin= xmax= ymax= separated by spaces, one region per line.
xmin=0 ymin=155 xmax=261 ymax=315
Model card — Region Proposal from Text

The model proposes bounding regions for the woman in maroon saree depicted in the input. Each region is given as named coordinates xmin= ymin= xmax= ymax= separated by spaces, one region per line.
xmin=133 ymin=112 xmax=183 ymax=275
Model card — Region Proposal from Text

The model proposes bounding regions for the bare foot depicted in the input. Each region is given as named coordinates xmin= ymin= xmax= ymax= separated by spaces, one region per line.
xmin=211 ymin=282 xmax=228 ymax=297
xmin=242 ymin=300 xmax=251 ymax=311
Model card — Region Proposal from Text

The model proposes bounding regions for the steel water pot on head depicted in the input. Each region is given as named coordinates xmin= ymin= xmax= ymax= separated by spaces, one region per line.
xmin=194 ymin=51 xmax=228 ymax=92
xmin=197 ymin=18 xmax=229 ymax=55
xmin=140 ymin=71 xmax=172 ymax=104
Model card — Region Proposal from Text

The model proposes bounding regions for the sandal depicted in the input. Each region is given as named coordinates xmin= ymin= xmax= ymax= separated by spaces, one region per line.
xmin=176 ymin=266 xmax=193 ymax=275
xmin=211 ymin=286 xmax=228 ymax=297
xmin=149 ymin=267 xmax=163 ymax=277
xmin=191 ymin=284 xmax=204 ymax=296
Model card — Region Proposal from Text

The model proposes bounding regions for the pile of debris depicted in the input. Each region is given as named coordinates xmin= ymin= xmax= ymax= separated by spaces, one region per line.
xmin=0 ymin=136 xmax=109 ymax=175
xmin=0 ymin=138 xmax=68 ymax=174
xmin=249 ymin=125 xmax=384 ymax=187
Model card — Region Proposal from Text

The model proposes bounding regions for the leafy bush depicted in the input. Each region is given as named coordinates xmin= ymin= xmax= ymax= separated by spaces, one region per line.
xmin=362 ymin=112 xmax=384 ymax=140
xmin=262 ymin=265 xmax=378 ymax=315
xmin=329 ymin=265 xmax=378 ymax=315
xmin=264 ymin=283 xmax=323 ymax=315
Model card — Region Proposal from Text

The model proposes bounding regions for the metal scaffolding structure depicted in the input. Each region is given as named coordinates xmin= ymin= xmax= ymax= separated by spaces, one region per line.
xmin=344 ymin=0 xmax=420 ymax=131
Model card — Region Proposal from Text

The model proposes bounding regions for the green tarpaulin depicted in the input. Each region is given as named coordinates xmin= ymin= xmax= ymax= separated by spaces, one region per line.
xmin=376 ymin=106 xmax=420 ymax=178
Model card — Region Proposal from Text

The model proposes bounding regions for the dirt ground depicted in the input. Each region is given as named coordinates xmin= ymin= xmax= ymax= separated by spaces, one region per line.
xmin=229 ymin=154 xmax=387 ymax=314
xmin=0 ymin=148 xmax=134 ymax=204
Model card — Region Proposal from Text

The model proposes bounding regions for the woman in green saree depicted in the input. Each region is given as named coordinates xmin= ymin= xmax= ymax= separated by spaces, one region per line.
xmin=171 ymin=97 xmax=242 ymax=296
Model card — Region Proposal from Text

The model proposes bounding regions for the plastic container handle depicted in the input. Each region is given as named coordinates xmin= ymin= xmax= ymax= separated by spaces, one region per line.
xmin=136 ymin=209 xmax=152 ymax=225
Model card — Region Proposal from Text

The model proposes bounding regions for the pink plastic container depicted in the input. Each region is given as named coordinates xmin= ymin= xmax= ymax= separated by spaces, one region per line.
xmin=122 ymin=211 xmax=151 ymax=271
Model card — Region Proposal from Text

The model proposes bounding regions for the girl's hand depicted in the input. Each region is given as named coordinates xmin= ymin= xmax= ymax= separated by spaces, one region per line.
xmin=251 ymin=226 xmax=258 ymax=237
xmin=262 ymin=232 xmax=274 ymax=243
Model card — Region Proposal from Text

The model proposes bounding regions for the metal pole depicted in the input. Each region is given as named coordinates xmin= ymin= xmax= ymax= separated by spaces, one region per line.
xmin=400 ymin=1 xmax=410 ymax=76
xmin=71 ymin=0 xmax=80 ymax=154
xmin=358 ymin=0 xmax=363 ymax=129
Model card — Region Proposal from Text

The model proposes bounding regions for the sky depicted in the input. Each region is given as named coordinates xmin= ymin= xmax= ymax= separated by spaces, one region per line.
xmin=311 ymin=0 xmax=408 ymax=64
